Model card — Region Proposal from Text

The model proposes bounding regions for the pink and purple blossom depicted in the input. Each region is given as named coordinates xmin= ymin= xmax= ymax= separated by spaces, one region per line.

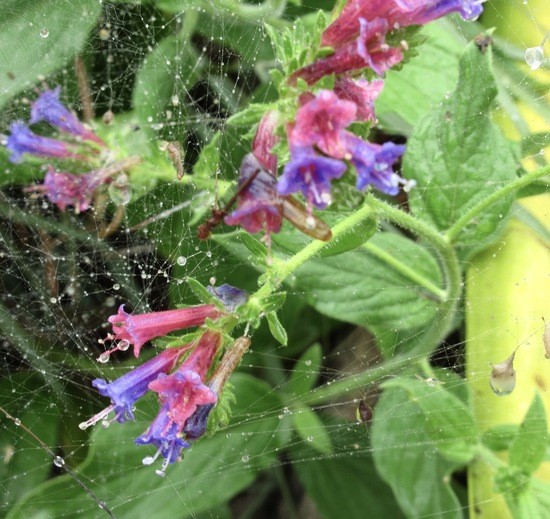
xmin=30 ymin=87 xmax=105 ymax=146
xmin=136 ymin=331 xmax=221 ymax=474
xmin=290 ymin=90 xmax=356 ymax=158
xmin=28 ymin=167 xmax=103 ymax=213
xmin=322 ymin=0 xmax=485 ymax=49
xmin=278 ymin=147 xmax=347 ymax=209
xmin=6 ymin=122 xmax=81 ymax=163
xmin=78 ymin=346 xmax=186 ymax=430
xmin=334 ymin=77 xmax=384 ymax=123
xmin=224 ymin=153 xmax=284 ymax=234
xmin=252 ymin=111 xmax=280 ymax=173
xmin=107 ymin=303 xmax=222 ymax=358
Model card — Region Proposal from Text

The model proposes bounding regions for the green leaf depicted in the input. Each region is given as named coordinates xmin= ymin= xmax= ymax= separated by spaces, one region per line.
xmin=0 ymin=0 xmax=101 ymax=110
xmin=226 ymin=103 xmax=274 ymax=126
xmin=8 ymin=374 xmax=281 ymax=518
xmin=291 ymin=407 xmax=332 ymax=454
xmin=376 ymin=21 xmax=464 ymax=135
xmin=266 ymin=311 xmax=288 ymax=346
xmin=372 ymin=384 xmax=465 ymax=519
xmin=239 ymin=233 xmax=269 ymax=263
xmin=287 ymin=343 xmax=322 ymax=396
xmin=0 ymin=375 xmax=59 ymax=511
xmin=403 ymin=33 xmax=518 ymax=256
xmin=382 ymin=376 xmax=477 ymax=463
xmin=509 ymin=393 xmax=548 ymax=475
xmin=501 ymin=477 xmax=550 ymax=519
xmin=291 ymin=232 xmax=443 ymax=357
xmin=292 ymin=418 xmax=404 ymax=519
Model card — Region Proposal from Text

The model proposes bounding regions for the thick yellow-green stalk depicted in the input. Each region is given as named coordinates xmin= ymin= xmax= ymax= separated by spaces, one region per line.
xmin=466 ymin=194 xmax=550 ymax=518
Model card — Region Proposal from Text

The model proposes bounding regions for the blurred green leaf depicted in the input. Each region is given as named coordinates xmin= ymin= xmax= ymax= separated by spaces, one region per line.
xmin=509 ymin=393 xmax=548 ymax=475
xmin=0 ymin=0 xmax=100 ymax=110
xmin=293 ymin=417 xmax=404 ymax=519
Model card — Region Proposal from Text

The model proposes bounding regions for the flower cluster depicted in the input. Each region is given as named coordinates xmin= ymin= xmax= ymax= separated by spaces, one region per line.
xmin=221 ymin=0 xmax=485 ymax=240
xmin=82 ymin=285 xmax=249 ymax=475
xmin=294 ymin=0 xmax=486 ymax=83
xmin=3 ymin=87 xmax=136 ymax=213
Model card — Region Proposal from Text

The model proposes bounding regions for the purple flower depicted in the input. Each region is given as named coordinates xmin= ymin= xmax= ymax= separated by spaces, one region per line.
xmin=334 ymin=77 xmax=384 ymax=123
xmin=394 ymin=0 xmax=485 ymax=24
xmin=6 ymin=121 xmax=81 ymax=163
xmin=106 ymin=303 xmax=223 ymax=358
xmin=322 ymin=0 xmax=485 ymax=49
xmin=78 ymin=347 xmax=185 ymax=430
xmin=30 ymin=87 xmax=105 ymax=145
xmin=278 ymin=147 xmax=347 ymax=209
xmin=135 ymin=402 xmax=190 ymax=473
xmin=207 ymin=284 xmax=249 ymax=312
xmin=224 ymin=153 xmax=283 ymax=234
xmin=136 ymin=331 xmax=221 ymax=474
xmin=290 ymin=90 xmax=356 ymax=158
xmin=344 ymin=135 xmax=406 ymax=194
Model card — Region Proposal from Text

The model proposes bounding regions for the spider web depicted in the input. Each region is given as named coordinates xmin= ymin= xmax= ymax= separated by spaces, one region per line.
xmin=0 ymin=1 xmax=549 ymax=518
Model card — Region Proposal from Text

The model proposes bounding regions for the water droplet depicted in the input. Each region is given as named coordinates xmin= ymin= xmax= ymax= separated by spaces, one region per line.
xmin=307 ymin=436 xmax=314 ymax=442
xmin=304 ymin=360 xmax=312 ymax=366
xmin=14 ymin=418 xmax=21 ymax=426
xmin=209 ymin=277 xmax=216 ymax=285
xmin=142 ymin=456 xmax=155 ymax=465
xmin=78 ymin=422 xmax=88 ymax=430
xmin=101 ymin=420 xmax=111 ymax=428
xmin=53 ymin=455 xmax=65 ymax=467
xmin=97 ymin=352 xmax=110 ymax=363
xmin=50 ymin=297 xmax=57 ymax=304
xmin=525 ymin=46 xmax=544 ymax=70
xmin=155 ymin=470 xmax=166 ymax=477
xmin=108 ymin=173 xmax=132 ymax=205
xmin=40 ymin=28 xmax=49 ymax=38
xmin=490 ymin=352 xmax=516 ymax=396
xmin=112 ymin=283 xmax=120 ymax=291
xmin=118 ymin=339 xmax=130 ymax=351
xmin=176 ymin=256 xmax=187 ymax=266
xmin=241 ymin=454 xmax=249 ymax=462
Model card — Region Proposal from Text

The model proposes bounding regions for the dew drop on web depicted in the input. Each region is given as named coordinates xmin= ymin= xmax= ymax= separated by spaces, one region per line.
xmin=525 ymin=46 xmax=544 ymax=70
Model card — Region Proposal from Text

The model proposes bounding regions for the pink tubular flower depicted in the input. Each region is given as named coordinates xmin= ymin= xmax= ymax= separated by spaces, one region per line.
xmin=135 ymin=331 xmax=222 ymax=475
xmin=290 ymin=17 xmax=403 ymax=84
xmin=334 ymin=77 xmax=384 ymax=123
xmin=106 ymin=304 xmax=222 ymax=358
xmin=252 ymin=111 xmax=280 ymax=173
xmin=322 ymin=0 xmax=485 ymax=48
xmin=290 ymin=90 xmax=357 ymax=158
xmin=26 ymin=166 xmax=103 ymax=213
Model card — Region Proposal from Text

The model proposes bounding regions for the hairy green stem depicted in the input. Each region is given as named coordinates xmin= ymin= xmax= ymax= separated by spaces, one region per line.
xmin=446 ymin=165 xmax=550 ymax=242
